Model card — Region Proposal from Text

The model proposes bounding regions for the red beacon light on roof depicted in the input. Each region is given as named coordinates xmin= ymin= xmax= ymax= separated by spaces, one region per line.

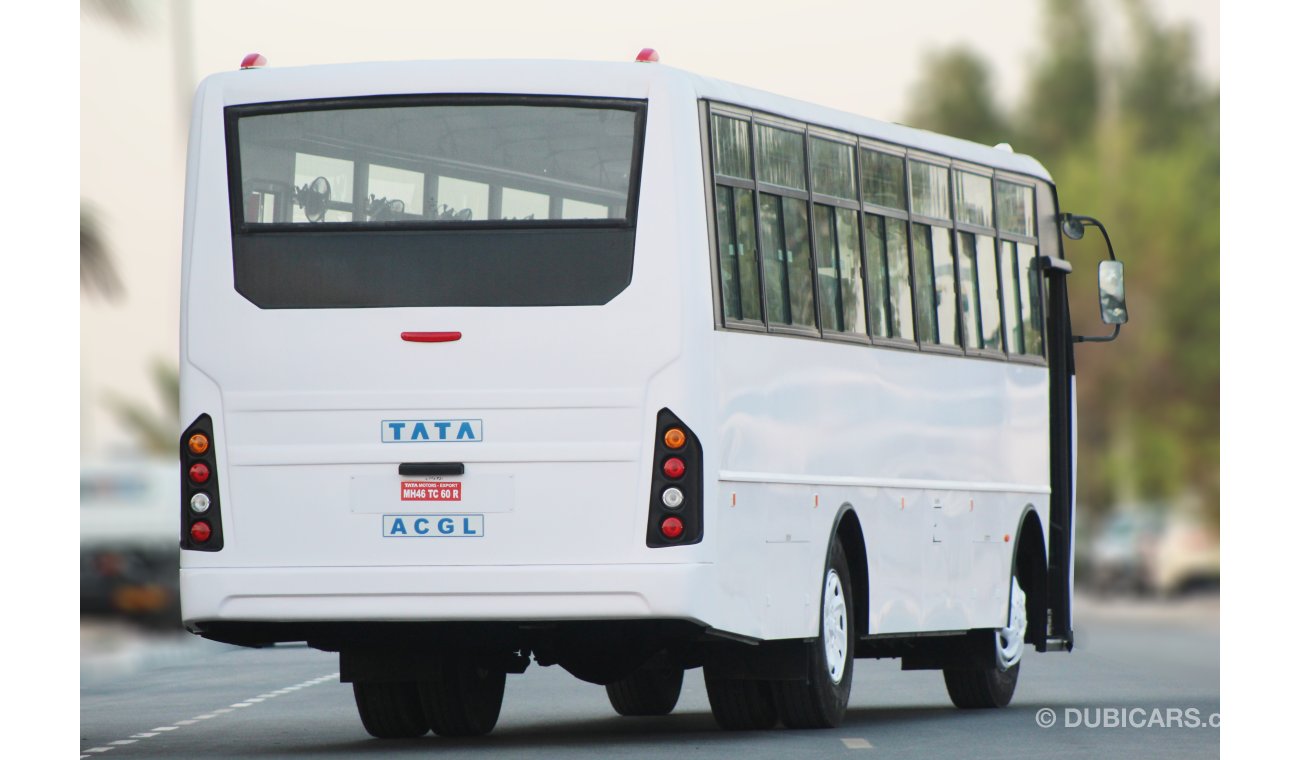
xmin=635 ymin=48 xmax=660 ymax=63
xmin=240 ymin=53 xmax=268 ymax=70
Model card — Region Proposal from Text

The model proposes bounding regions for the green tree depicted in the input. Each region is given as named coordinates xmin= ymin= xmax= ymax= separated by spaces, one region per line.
xmin=905 ymin=48 xmax=1011 ymax=147
xmin=904 ymin=0 xmax=1219 ymax=528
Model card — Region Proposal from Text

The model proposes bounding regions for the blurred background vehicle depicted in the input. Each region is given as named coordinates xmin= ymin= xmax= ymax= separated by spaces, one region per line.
xmin=1082 ymin=505 xmax=1219 ymax=597
xmin=81 ymin=461 xmax=180 ymax=628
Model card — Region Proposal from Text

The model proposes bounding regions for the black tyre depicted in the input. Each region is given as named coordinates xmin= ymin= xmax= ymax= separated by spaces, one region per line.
xmin=943 ymin=660 xmax=1019 ymax=708
xmin=774 ymin=538 xmax=855 ymax=728
xmin=352 ymin=681 xmax=429 ymax=739
xmin=704 ymin=669 xmax=778 ymax=730
xmin=606 ymin=663 xmax=685 ymax=716
xmin=943 ymin=568 xmax=1026 ymax=709
xmin=418 ymin=659 xmax=507 ymax=737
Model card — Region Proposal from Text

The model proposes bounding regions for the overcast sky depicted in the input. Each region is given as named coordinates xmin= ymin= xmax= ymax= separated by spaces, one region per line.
xmin=79 ymin=0 xmax=1218 ymax=456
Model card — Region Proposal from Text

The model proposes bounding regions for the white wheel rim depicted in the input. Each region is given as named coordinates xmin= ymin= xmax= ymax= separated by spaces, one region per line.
xmin=996 ymin=575 xmax=1027 ymax=671
xmin=822 ymin=569 xmax=848 ymax=684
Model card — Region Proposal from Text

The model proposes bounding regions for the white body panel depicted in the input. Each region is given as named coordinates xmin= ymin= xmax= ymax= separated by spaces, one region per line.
xmin=180 ymin=60 xmax=1055 ymax=642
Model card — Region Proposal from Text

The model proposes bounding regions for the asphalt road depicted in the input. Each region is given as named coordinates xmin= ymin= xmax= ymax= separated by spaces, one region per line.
xmin=80 ymin=595 xmax=1219 ymax=759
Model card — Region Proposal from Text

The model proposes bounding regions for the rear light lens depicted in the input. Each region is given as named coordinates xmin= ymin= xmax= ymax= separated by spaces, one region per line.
xmin=188 ymin=462 xmax=210 ymax=484
xmin=181 ymin=414 xmax=223 ymax=551
xmin=662 ymin=457 xmax=685 ymax=479
xmin=190 ymin=521 xmax=212 ymax=543
xmin=660 ymin=516 xmax=683 ymax=539
xmin=662 ymin=487 xmax=684 ymax=509
xmin=663 ymin=428 xmax=686 ymax=450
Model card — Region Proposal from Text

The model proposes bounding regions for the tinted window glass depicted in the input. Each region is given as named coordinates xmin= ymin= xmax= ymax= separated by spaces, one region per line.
xmin=814 ymin=206 xmax=843 ymax=331
xmin=811 ymin=138 xmax=856 ymax=200
xmin=836 ymin=208 xmax=866 ymax=335
xmin=861 ymin=149 xmax=905 ymax=209
xmin=755 ymin=125 xmax=806 ymax=190
xmin=1001 ymin=240 xmax=1024 ymax=353
xmin=974 ymin=234 xmax=1002 ymax=350
xmin=996 ymin=181 xmax=1035 ymax=236
xmin=783 ymin=197 xmax=816 ymax=328
xmin=237 ymin=103 xmax=639 ymax=225
xmin=760 ymin=194 xmax=791 ymax=324
xmin=1017 ymin=243 xmax=1043 ymax=355
xmin=909 ymin=162 xmax=951 ymax=220
xmin=717 ymin=186 xmax=762 ymax=322
xmin=712 ymin=115 xmax=752 ymax=179
xmin=955 ymin=172 xmax=993 ymax=227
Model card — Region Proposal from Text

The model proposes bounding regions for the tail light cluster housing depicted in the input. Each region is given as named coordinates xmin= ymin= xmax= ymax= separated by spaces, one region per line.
xmin=645 ymin=408 xmax=703 ymax=547
xmin=180 ymin=414 xmax=224 ymax=551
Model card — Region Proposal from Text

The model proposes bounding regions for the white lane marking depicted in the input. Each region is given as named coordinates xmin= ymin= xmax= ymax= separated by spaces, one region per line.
xmin=83 ymin=671 xmax=340 ymax=756
xmin=841 ymin=737 xmax=874 ymax=749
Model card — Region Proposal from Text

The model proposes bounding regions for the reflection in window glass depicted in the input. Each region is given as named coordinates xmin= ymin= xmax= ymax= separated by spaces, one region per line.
xmin=435 ymin=176 xmax=488 ymax=220
xmin=864 ymin=214 xmax=913 ymax=340
xmin=561 ymin=199 xmax=608 ymax=219
xmin=759 ymin=194 xmax=815 ymax=328
xmin=1001 ymin=241 xmax=1024 ymax=354
xmin=1017 ymin=243 xmax=1043 ymax=355
xmin=755 ymin=125 xmax=806 ymax=190
xmin=368 ymin=164 xmax=424 ymax=219
xmin=760 ymin=194 xmax=791 ymax=325
xmin=913 ymin=225 xmax=957 ymax=345
xmin=996 ymin=181 xmax=1035 ymax=236
xmin=810 ymin=138 xmax=855 ymax=200
xmin=814 ymin=206 xmax=844 ymax=331
xmin=974 ymin=234 xmax=1002 ymax=350
xmin=814 ymin=206 xmax=865 ymax=334
xmin=241 ymin=104 xmax=638 ymax=225
xmin=783 ymin=196 xmax=815 ymax=328
xmin=712 ymin=115 xmax=752 ymax=179
xmin=955 ymin=172 xmax=993 ymax=227
xmin=836 ymin=208 xmax=866 ymax=334
xmin=501 ymin=188 xmax=549 ymax=220
xmin=909 ymin=162 xmax=951 ymax=219
xmin=716 ymin=186 xmax=762 ymax=322
xmin=861 ymin=149 xmax=905 ymax=209
xmin=293 ymin=153 xmax=354 ymax=223
xmin=956 ymin=233 xmax=982 ymax=348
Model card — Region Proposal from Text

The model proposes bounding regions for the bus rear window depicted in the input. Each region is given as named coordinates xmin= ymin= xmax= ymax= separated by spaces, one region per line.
xmin=234 ymin=100 xmax=640 ymax=226
xmin=224 ymin=96 xmax=646 ymax=309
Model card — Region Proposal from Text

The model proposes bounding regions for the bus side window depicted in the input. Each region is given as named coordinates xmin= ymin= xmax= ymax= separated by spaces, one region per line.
xmin=711 ymin=115 xmax=762 ymax=323
xmin=755 ymin=125 xmax=815 ymax=329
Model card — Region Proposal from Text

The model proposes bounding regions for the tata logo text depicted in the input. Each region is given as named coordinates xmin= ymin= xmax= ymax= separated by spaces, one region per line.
xmin=381 ymin=419 xmax=483 ymax=443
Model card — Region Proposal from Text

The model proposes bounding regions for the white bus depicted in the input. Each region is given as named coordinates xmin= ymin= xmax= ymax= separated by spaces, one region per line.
xmin=179 ymin=53 xmax=1127 ymax=738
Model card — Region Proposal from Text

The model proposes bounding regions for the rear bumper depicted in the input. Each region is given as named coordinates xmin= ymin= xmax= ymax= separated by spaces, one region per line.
xmin=182 ymin=562 xmax=716 ymax=627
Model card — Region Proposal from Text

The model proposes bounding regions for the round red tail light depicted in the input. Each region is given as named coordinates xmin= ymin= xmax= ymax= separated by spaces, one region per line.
xmin=660 ymin=516 xmax=684 ymax=539
xmin=190 ymin=521 xmax=212 ymax=543
xmin=188 ymin=462 xmax=210 ymax=484
xmin=662 ymin=457 xmax=685 ymax=479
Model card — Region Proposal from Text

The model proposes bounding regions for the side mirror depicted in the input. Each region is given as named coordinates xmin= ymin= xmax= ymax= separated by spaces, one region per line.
xmin=1098 ymin=260 xmax=1128 ymax=325
xmin=1061 ymin=213 xmax=1126 ymax=343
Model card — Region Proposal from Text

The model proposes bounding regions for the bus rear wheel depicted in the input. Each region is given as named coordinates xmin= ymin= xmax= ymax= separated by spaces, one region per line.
xmin=418 ymin=659 xmax=507 ymax=737
xmin=704 ymin=671 xmax=778 ymax=730
xmin=352 ymin=681 xmax=429 ymax=739
xmin=606 ymin=662 xmax=684 ymax=716
xmin=773 ymin=537 xmax=855 ymax=728
xmin=944 ymin=572 xmax=1026 ymax=709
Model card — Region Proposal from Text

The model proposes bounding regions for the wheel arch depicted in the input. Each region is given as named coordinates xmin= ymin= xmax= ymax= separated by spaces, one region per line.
xmin=831 ymin=504 xmax=869 ymax=641
xmin=1011 ymin=507 xmax=1049 ymax=650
